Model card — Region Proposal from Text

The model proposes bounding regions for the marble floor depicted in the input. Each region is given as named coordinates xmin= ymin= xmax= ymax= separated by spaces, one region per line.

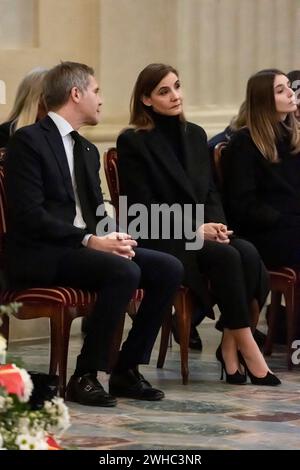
xmin=8 ymin=316 xmax=300 ymax=450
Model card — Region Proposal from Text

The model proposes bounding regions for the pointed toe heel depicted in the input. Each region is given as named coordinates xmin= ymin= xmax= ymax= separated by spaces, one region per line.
xmin=238 ymin=352 xmax=281 ymax=386
xmin=216 ymin=345 xmax=247 ymax=385
xmin=247 ymin=370 xmax=281 ymax=386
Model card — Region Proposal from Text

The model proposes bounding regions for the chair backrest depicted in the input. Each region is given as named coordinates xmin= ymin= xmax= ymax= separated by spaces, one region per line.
xmin=213 ymin=141 xmax=228 ymax=190
xmin=0 ymin=148 xmax=6 ymax=162
xmin=103 ymin=147 xmax=119 ymax=219
xmin=0 ymin=149 xmax=7 ymax=262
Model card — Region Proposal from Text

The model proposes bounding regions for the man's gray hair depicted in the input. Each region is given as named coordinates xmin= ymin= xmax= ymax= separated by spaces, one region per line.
xmin=44 ymin=61 xmax=94 ymax=110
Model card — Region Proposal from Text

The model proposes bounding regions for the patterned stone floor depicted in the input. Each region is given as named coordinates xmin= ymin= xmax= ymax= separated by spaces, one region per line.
xmin=8 ymin=316 xmax=300 ymax=450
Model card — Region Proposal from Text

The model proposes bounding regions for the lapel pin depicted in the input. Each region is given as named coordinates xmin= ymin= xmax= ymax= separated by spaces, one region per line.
xmin=86 ymin=147 xmax=90 ymax=151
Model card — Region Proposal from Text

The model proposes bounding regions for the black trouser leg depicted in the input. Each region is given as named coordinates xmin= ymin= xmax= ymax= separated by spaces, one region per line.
xmin=230 ymin=238 xmax=269 ymax=307
xmin=55 ymin=247 xmax=141 ymax=372
xmin=115 ymin=247 xmax=184 ymax=370
xmin=196 ymin=240 xmax=251 ymax=329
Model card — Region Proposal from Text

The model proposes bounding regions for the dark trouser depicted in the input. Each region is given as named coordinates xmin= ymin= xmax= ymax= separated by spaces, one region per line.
xmin=196 ymin=238 xmax=268 ymax=329
xmin=55 ymin=246 xmax=183 ymax=373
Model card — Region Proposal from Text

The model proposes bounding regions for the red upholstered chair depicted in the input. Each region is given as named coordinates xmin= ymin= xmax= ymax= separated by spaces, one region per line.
xmin=104 ymin=147 xmax=195 ymax=384
xmin=214 ymin=141 xmax=300 ymax=369
xmin=0 ymin=149 xmax=130 ymax=397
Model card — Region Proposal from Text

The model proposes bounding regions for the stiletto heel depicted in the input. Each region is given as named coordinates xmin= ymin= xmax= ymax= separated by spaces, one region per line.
xmin=219 ymin=361 xmax=224 ymax=381
xmin=216 ymin=345 xmax=247 ymax=385
xmin=239 ymin=352 xmax=281 ymax=386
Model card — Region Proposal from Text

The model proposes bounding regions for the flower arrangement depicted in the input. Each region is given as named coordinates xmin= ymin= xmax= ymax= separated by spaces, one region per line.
xmin=0 ymin=303 xmax=70 ymax=450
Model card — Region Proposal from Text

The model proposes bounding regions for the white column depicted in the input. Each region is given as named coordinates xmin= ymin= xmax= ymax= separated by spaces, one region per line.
xmin=175 ymin=0 xmax=300 ymax=135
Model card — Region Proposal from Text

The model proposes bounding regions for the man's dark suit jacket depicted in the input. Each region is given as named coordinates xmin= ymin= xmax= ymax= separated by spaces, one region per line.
xmin=117 ymin=121 xmax=226 ymax=302
xmin=5 ymin=115 xmax=105 ymax=287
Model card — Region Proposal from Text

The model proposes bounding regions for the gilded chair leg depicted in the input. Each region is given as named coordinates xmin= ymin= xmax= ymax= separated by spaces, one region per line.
xmin=157 ymin=307 xmax=172 ymax=369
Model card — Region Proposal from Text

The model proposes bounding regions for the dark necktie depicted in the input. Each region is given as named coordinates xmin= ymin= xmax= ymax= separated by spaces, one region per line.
xmin=70 ymin=130 xmax=96 ymax=233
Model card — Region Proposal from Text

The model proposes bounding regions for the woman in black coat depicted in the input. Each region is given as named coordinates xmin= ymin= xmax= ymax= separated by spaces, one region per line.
xmin=223 ymin=69 xmax=300 ymax=269
xmin=117 ymin=63 xmax=279 ymax=386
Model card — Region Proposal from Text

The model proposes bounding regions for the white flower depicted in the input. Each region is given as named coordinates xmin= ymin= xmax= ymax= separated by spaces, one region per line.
xmin=17 ymin=367 xmax=33 ymax=402
xmin=15 ymin=433 xmax=32 ymax=450
xmin=16 ymin=432 xmax=48 ymax=450
xmin=44 ymin=397 xmax=70 ymax=435
xmin=0 ymin=304 xmax=70 ymax=450
xmin=17 ymin=417 xmax=31 ymax=434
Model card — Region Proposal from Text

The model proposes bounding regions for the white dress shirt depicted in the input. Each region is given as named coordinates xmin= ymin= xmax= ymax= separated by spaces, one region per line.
xmin=48 ymin=112 xmax=92 ymax=245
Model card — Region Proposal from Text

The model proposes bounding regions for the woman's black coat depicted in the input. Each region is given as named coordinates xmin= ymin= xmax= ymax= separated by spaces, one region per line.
xmin=117 ymin=121 xmax=226 ymax=301
xmin=222 ymin=127 xmax=300 ymax=267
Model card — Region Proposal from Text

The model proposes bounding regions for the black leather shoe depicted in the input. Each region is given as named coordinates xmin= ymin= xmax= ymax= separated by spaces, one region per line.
xmin=171 ymin=315 xmax=203 ymax=351
xmin=66 ymin=373 xmax=117 ymax=407
xmin=109 ymin=368 xmax=165 ymax=401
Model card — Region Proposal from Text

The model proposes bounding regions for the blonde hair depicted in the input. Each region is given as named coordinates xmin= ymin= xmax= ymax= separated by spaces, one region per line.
xmin=246 ymin=69 xmax=300 ymax=162
xmin=8 ymin=67 xmax=48 ymax=134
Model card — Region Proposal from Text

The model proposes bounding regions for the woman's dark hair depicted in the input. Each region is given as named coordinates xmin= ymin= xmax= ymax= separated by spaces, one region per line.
xmin=130 ymin=63 xmax=184 ymax=129
xmin=246 ymin=69 xmax=300 ymax=161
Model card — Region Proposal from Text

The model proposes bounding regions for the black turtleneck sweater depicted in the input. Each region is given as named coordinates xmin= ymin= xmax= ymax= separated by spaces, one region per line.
xmin=150 ymin=110 xmax=187 ymax=169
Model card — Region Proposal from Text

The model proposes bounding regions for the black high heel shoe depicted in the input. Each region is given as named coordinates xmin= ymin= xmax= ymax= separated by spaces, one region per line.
xmin=215 ymin=345 xmax=247 ymax=384
xmin=238 ymin=352 xmax=281 ymax=386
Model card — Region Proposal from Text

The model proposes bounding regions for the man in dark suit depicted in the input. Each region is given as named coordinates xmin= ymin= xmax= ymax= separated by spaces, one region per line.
xmin=5 ymin=62 xmax=183 ymax=407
